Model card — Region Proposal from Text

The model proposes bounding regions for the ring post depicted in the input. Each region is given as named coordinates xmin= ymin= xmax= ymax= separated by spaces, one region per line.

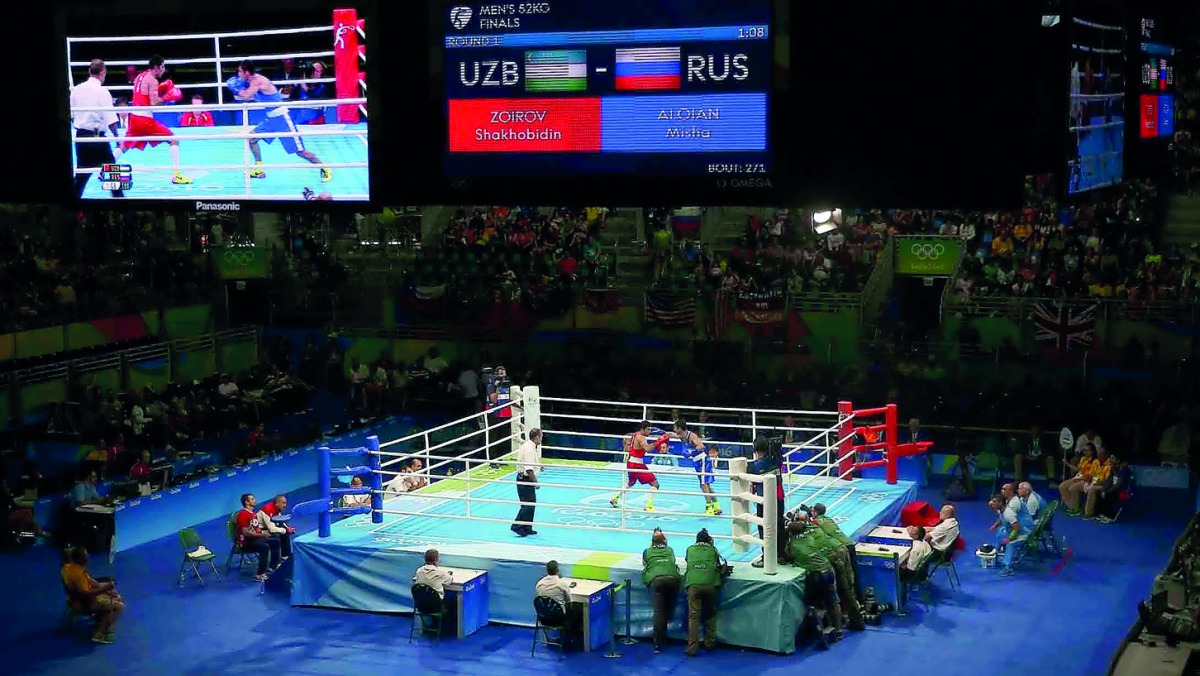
xmin=509 ymin=385 xmax=524 ymax=457
xmin=763 ymin=473 xmax=778 ymax=575
xmin=729 ymin=456 xmax=749 ymax=553
xmin=837 ymin=401 xmax=855 ymax=481
xmin=884 ymin=403 xmax=899 ymax=484
xmin=367 ymin=435 xmax=382 ymax=524
xmin=318 ymin=446 xmax=332 ymax=538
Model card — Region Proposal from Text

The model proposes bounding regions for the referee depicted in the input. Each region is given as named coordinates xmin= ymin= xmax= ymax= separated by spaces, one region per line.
xmin=70 ymin=59 xmax=124 ymax=198
xmin=511 ymin=428 xmax=542 ymax=538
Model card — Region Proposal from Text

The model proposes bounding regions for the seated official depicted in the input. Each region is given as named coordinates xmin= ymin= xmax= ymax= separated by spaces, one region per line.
xmin=926 ymin=504 xmax=960 ymax=552
xmin=413 ymin=548 xmax=456 ymax=628
xmin=257 ymin=494 xmax=296 ymax=560
xmin=787 ymin=521 xmax=844 ymax=640
xmin=1059 ymin=444 xmax=1097 ymax=514
xmin=406 ymin=459 xmax=428 ymax=491
xmin=898 ymin=526 xmax=933 ymax=603
xmin=1097 ymin=460 xmax=1132 ymax=522
xmin=684 ymin=529 xmax=723 ymax=656
xmin=236 ymin=493 xmax=281 ymax=581
xmin=1083 ymin=449 xmax=1115 ymax=518
xmin=128 ymin=450 xmax=153 ymax=483
xmin=71 ymin=470 xmax=105 ymax=507
xmin=535 ymin=560 xmax=582 ymax=643
xmin=642 ymin=528 xmax=682 ymax=653
xmin=384 ymin=465 xmax=414 ymax=494
xmin=342 ymin=476 xmax=372 ymax=508
xmin=62 ymin=546 xmax=125 ymax=644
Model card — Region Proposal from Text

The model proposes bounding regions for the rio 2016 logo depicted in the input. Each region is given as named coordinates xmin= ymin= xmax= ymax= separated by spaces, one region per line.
xmin=450 ymin=6 xmax=474 ymax=30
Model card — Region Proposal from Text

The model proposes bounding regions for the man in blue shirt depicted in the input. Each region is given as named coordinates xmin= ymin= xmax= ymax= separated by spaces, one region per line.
xmin=230 ymin=60 xmax=331 ymax=183
xmin=71 ymin=470 xmax=103 ymax=507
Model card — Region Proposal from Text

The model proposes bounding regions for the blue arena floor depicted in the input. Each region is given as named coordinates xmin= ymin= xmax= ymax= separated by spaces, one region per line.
xmin=0 ymin=476 xmax=1183 ymax=676
xmin=76 ymin=123 xmax=369 ymax=201
xmin=322 ymin=462 xmax=916 ymax=563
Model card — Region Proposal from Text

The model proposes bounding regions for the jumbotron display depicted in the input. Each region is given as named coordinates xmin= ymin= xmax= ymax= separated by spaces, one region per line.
xmin=64 ymin=6 xmax=372 ymax=204
xmin=439 ymin=0 xmax=772 ymax=177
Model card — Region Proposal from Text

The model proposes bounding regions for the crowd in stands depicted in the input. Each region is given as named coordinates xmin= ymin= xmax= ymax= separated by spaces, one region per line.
xmin=1176 ymin=46 xmax=1200 ymax=195
xmin=0 ymin=208 xmax=213 ymax=332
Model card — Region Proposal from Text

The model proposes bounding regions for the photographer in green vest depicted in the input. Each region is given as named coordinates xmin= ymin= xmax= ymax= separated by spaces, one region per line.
xmin=684 ymin=528 xmax=722 ymax=656
xmin=804 ymin=513 xmax=866 ymax=631
xmin=642 ymin=528 xmax=682 ymax=653
xmin=787 ymin=520 xmax=845 ymax=640
xmin=812 ymin=503 xmax=864 ymax=603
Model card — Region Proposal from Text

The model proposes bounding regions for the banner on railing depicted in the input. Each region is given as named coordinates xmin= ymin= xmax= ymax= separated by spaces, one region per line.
xmin=895 ymin=236 xmax=961 ymax=276
xmin=737 ymin=289 xmax=786 ymax=325
xmin=644 ymin=291 xmax=696 ymax=328
xmin=213 ymin=247 xmax=269 ymax=279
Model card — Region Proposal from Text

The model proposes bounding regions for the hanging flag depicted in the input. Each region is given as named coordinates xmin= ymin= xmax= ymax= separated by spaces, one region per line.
xmin=1032 ymin=301 xmax=1097 ymax=351
xmin=737 ymin=290 xmax=787 ymax=325
xmin=713 ymin=287 xmax=737 ymax=339
xmin=614 ymin=47 xmax=681 ymax=91
xmin=644 ymin=291 xmax=696 ymax=327
xmin=583 ymin=288 xmax=620 ymax=313
xmin=671 ymin=207 xmax=702 ymax=234
xmin=525 ymin=50 xmax=588 ymax=92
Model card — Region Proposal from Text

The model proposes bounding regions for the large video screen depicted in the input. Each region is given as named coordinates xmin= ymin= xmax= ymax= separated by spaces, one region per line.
xmin=437 ymin=0 xmax=773 ymax=177
xmin=1066 ymin=15 xmax=1126 ymax=195
xmin=63 ymin=5 xmax=372 ymax=204
xmin=1137 ymin=17 xmax=1175 ymax=142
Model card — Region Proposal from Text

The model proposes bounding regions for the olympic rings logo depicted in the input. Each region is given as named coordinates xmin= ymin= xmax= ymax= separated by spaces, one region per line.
xmin=857 ymin=491 xmax=892 ymax=505
xmin=909 ymin=243 xmax=947 ymax=261
xmin=222 ymin=250 xmax=257 ymax=265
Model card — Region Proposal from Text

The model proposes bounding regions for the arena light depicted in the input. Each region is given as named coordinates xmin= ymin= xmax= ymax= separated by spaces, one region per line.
xmin=812 ymin=210 xmax=833 ymax=225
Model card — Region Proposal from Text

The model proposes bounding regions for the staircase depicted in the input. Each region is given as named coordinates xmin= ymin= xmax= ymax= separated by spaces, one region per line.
xmin=1163 ymin=195 xmax=1200 ymax=247
xmin=600 ymin=208 xmax=654 ymax=288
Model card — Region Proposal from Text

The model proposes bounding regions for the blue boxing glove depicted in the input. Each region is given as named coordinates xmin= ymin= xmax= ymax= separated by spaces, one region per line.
xmin=226 ymin=76 xmax=249 ymax=96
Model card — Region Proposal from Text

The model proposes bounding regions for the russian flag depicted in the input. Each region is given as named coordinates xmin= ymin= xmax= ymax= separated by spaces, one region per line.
xmin=614 ymin=47 xmax=681 ymax=91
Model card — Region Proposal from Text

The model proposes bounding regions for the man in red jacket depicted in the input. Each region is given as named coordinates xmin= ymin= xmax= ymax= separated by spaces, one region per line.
xmin=180 ymin=95 xmax=213 ymax=127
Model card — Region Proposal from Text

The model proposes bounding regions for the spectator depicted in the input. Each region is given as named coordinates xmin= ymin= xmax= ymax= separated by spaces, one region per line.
xmin=642 ymin=528 xmax=682 ymax=653
xmin=301 ymin=61 xmax=331 ymax=101
xmin=180 ymin=95 xmax=214 ymax=127
xmin=235 ymin=493 xmax=281 ymax=581
xmin=128 ymin=450 xmax=152 ymax=482
xmin=1083 ymin=449 xmax=1116 ymax=518
xmin=1013 ymin=425 xmax=1053 ymax=482
xmin=274 ymin=58 xmax=303 ymax=100
xmin=683 ymin=528 xmax=722 ymax=656
xmin=62 ymin=546 xmax=124 ymax=644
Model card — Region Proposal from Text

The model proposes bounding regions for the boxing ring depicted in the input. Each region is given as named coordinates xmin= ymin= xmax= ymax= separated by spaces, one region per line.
xmin=289 ymin=387 xmax=923 ymax=655
xmin=68 ymin=9 xmax=368 ymax=201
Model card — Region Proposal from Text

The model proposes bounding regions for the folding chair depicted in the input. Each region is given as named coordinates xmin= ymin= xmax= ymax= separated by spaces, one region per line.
xmin=532 ymin=596 xmax=567 ymax=658
xmin=224 ymin=512 xmax=259 ymax=574
xmin=178 ymin=528 xmax=221 ymax=587
xmin=899 ymin=559 xmax=935 ymax=615
xmin=928 ymin=541 xmax=961 ymax=590
xmin=409 ymin=583 xmax=445 ymax=644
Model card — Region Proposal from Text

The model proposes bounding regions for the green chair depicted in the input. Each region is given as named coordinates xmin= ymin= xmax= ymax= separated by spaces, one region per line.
xmin=972 ymin=450 xmax=1001 ymax=496
xmin=409 ymin=583 xmax=445 ymax=643
xmin=927 ymin=543 xmax=961 ymax=590
xmin=178 ymin=528 xmax=221 ymax=588
xmin=61 ymin=583 xmax=98 ymax=634
xmin=224 ymin=513 xmax=259 ymax=574
xmin=898 ymin=558 xmax=935 ymax=615
xmin=532 ymin=596 xmax=567 ymax=658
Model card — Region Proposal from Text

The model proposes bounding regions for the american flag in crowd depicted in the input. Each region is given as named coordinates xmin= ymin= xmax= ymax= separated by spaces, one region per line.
xmin=644 ymin=291 xmax=696 ymax=327
xmin=1032 ymin=301 xmax=1097 ymax=351
xmin=713 ymin=288 xmax=737 ymax=339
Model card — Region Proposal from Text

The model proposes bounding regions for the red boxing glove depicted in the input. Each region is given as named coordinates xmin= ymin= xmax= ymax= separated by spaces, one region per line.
xmin=654 ymin=434 xmax=670 ymax=451
xmin=158 ymin=79 xmax=174 ymax=94
xmin=162 ymin=87 xmax=183 ymax=102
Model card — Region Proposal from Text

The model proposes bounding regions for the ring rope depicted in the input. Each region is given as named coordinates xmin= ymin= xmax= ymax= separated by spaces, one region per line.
xmin=539 ymin=395 xmax=839 ymax=418
xmin=66 ymin=24 xmax=332 ymax=43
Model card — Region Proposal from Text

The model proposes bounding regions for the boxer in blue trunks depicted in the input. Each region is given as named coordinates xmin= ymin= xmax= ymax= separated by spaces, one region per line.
xmin=229 ymin=60 xmax=331 ymax=183
xmin=673 ymin=420 xmax=722 ymax=515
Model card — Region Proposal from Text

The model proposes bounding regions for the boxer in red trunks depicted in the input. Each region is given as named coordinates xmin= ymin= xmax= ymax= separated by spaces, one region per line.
xmin=611 ymin=420 xmax=668 ymax=512
xmin=122 ymin=55 xmax=191 ymax=185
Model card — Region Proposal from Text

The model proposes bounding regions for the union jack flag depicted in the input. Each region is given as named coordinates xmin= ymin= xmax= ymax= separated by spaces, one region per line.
xmin=1032 ymin=302 xmax=1097 ymax=351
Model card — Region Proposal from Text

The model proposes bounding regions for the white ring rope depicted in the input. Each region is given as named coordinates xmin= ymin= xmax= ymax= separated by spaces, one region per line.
xmin=540 ymin=395 xmax=839 ymax=418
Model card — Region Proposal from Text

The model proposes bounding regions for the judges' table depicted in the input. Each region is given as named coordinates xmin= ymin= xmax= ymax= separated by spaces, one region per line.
xmin=855 ymin=542 xmax=910 ymax=609
xmin=863 ymin=526 xmax=910 ymax=545
xmin=563 ymin=577 xmax=614 ymax=653
xmin=442 ymin=567 xmax=490 ymax=638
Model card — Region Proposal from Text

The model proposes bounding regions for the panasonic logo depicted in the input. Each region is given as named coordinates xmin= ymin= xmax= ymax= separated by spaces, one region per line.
xmin=196 ymin=201 xmax=241 ymax=212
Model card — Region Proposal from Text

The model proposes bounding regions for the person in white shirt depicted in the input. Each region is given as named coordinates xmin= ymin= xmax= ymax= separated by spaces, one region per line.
xmin=1074 ymin=428 xmax=1102 ymax=455
xmin=534 ymin=560 xmax=578 ymax=630
xmin=342 ymin=475 xmax=372 ymax=508
xmin=511 ymin=429 xmax=543 ymax=537
xmin=424 ymin=348 xmax=448 ymax=376
xmin=70 ymin=59 xmax=125 ymax=198
xmin=900 ymin=526 xmax=933 ymax=573
xmin=1017 ymin=482 xmax=1042 ymax=521
xmin=925 ymin=504 xmax=960 ymax=552
xmin=413 ymin=549 xmax=455 ymax=599
xmin=383 ymin=465 xmax=413 ymax=494
xmin=255 ymin=494 xmax=296 ymax=560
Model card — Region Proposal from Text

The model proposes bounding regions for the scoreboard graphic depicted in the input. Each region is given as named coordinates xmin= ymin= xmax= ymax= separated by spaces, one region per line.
xmin=439 ymin=0 xmax=773 ymax=177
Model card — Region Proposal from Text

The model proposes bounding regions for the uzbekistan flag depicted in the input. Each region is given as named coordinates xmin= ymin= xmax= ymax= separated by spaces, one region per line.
xmin=525 ymin=50 xmax=588 ymax=92
xmin=614 ymin=47 xmax=681 ymax=91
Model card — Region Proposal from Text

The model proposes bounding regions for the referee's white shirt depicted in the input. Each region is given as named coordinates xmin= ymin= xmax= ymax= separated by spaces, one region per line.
xmin=516 ymin=438 xmax=541 ymax=479
xmin=70 ymin=77 xmax=119 ymax=133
